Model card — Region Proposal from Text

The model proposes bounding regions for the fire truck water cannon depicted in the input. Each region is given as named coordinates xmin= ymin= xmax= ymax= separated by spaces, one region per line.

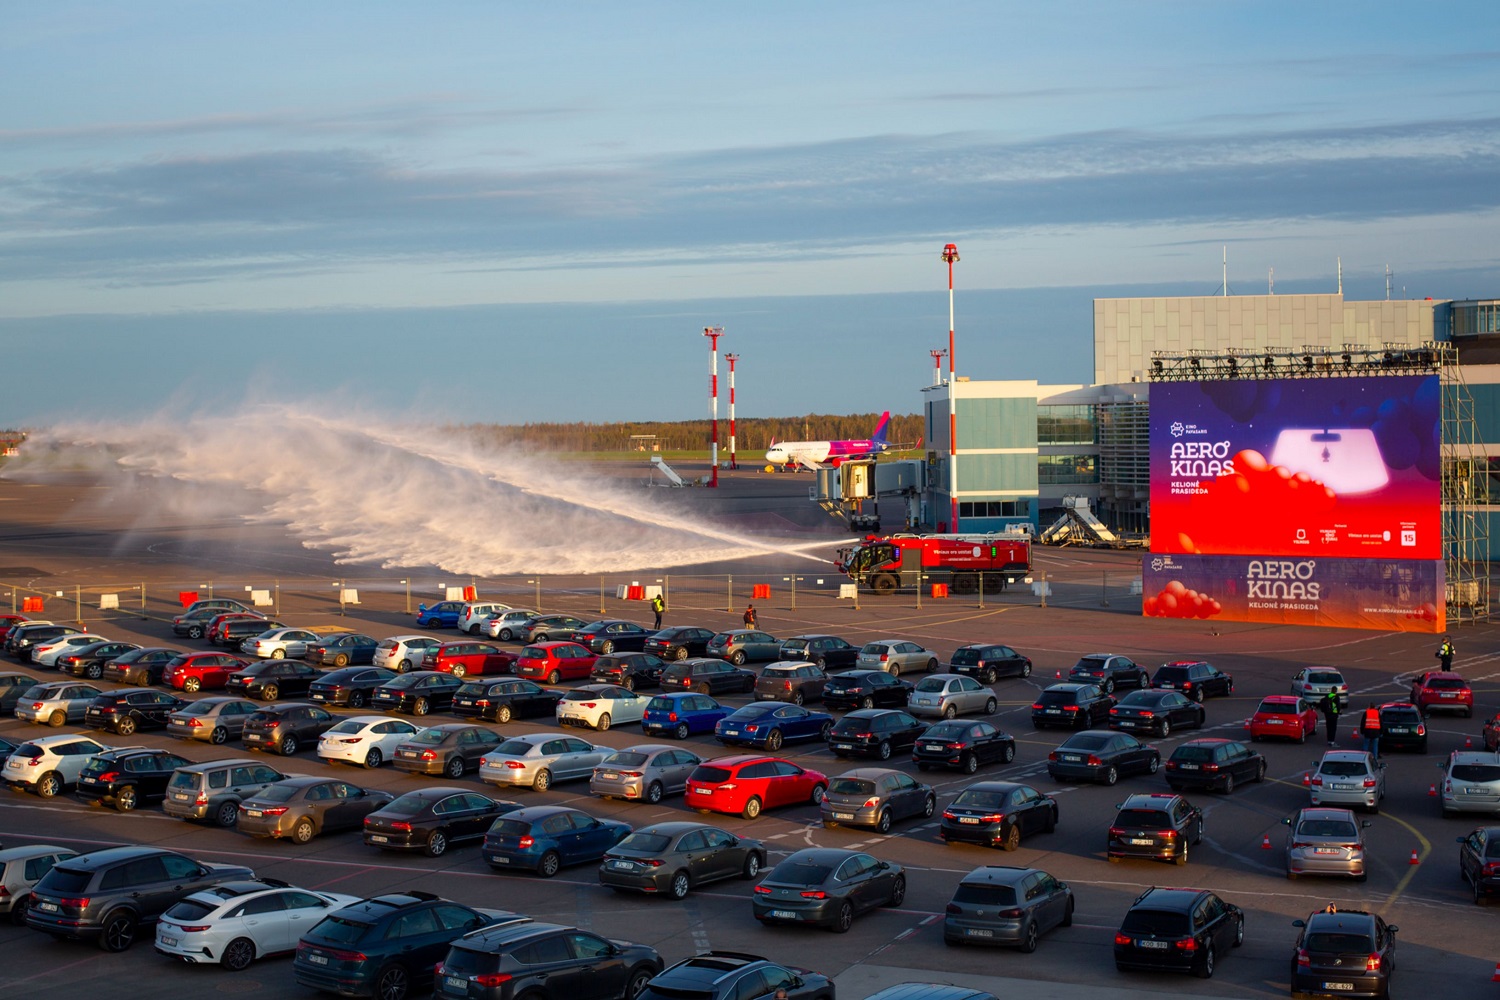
xmin=835 ymin=531 xmax=1033 ymax=595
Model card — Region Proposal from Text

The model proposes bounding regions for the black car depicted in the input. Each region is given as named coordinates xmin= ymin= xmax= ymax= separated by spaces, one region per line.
xmin=363 ymin=787 xmax=522 ymax=857
xmin=821 ymin=670 xmax=912 ymax=711
xmin=637 ymin=952 xmax=834 ymax=1000
xmin=76 ymin=747 xmax=193 ymax=812
xmin=940 ymin=781 xmax=1057 ymax=851
xmin=1108 ymin=689 xmax=1206 ymax=737
xmin=102 ymin=646 xmax=182 ymax=685
xmin=569 ymin=619 xmax=656 ymax=654
xmin=226 ymin=659 xmax=322 ymax=700
xmin=1378 ymin=701 xmax=1428 ymax=753
xmin=1165 ymin=739 xmax=1266 ymax=793
xmin=949 ymin=644 xmax=1032 ymax=682
xmin=307 ymin=666 xmax=398 ymax=708
xmin=1151 ymin=660 xmax=1234 ymax=702
xmin=1047 ymin=730 xmax=1160 ymax=785
xmin=591 ymin=652 xmax=668 ymax=690
xmin=393 ymin=724 xmax=504 ymax=779
xmin=8 ymin=624 xmax=82 ymax=662
xmin=27 ymin=846 xmax=255 ymax=951
xmin=643 ymin=626 xmax=716 ymax=661
xmin=1031 ymin=683 xmax=1115 ymax=730
xmin=1115 ymin=887 xmax=1244 ymax=978
xmin=57 ymin=641 xmax=142 ymax=680
xmin=912 ymin=719 xmax=1016 ymax=773
xmin=218 ymin=616 xmax=285 ymax=648
xmin=83 ymin=688 xmax=188 ymax=735
xmin=452 ymin=678 xmax=563 ymax=723
xmin=304 ymin=633 xmax=381 ymax=668
xmin=240 ymin=703 xmax=338 ymax=755
xmin=827 ymin=709 xmax=929 ymax=760
xmin=779 ymin=634 xmax=860 ymax=670
xmin=659 ymin=657 xmax=756 ymax=696
xmin=371 ymin=670 xmax=464 ymax=716
xmin=1458 ymin=826 xmax=1500 ymax=904
xmin=434 ymin=921 xmax=663 ymax=1000
xmin=295 ymin=891 xmax=525 ymax=1000
xmin=1067 ymin=653 xmax=1149 ymax=693
xmin=1289 ymin=907 xmax=1396 ymax=997
xmin=1107 ymin=792 xmax=1204 ymax=865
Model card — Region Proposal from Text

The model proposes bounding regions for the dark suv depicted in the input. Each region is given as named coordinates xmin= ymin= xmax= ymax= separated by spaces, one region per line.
xmin=434 ymin=920 xmax=663 ymax=1000
xmin=1030 ymin=683 xmax=1114 ymax=730
xmin=294 ymin=891 xmax=525 ymax=1000
xmin=8 ymin=623 xmax=82 ymax=661
xmin=1151 ymin=660 xmax=1233 ymax=702
xmin=1107 ymin=792 xmax=1204 ymax=866
xmin=1164 ymin=739 xmax=1266 ymax=794
xmin=659 ymin=657 xmax=756 ymax=696
xmin=1114 ymin=887 xmax=1244 ymax=978
xmin=76 ymin=747 xmax=193 ymax=813
xmin=1378 ymin=702 xmax=1428 ymax=753
xmin=1289 ymin=907 xmax=1397 ymax=997
xmin=949 ymin=644 xmax=1033 ymax=682
xmin=84 ymin=688 xmax=188 ymax=735
xmin=241 ymin=703 xmax=338 ymax=755
xmin=393 ymin=724 xmax=503 ymax=778
xmin=1067 ymin=653 xmax=1148 ymax=693
xmin=827 ymin=709 xmax=928 ymax=760
xmin=226 ymin=659 xmax=322 ymax=700
xmin=637 ymin=951 xmax=834 ymax=1000
xmin=26 ymin=846 xmax=254 ymax=951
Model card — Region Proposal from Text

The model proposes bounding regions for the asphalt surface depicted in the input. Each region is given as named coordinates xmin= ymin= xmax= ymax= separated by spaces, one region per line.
xmin=1 ymin=464 xmax=1498 ymax=1000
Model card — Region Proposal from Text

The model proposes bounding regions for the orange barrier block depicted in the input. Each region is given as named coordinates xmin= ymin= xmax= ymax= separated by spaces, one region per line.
xmin=21 ymin=597 xmax=44 ymax=613
xmin=462 ymin=585 xmax=477 ymax=602
xmin=931 ymin=583 xmax=949 ymax=599
xmin=752 ymin=584 xmax=771 ymax=599
xmin=626 ymin=585 xmax=645 ymax=601
xmin=177 ymin=591 xmax=200 ymax=608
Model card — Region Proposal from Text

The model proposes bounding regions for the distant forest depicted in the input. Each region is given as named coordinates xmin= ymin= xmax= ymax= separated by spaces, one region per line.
xmin=455 ymin=413 xmax=924 ymax=452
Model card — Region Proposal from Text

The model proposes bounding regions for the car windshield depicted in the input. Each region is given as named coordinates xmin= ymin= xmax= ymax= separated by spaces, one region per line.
xmin=952 ymin=789 xmax=1007 ymax=810
xmin=1115 ymin=808 xmax=1173 ymax=828
xmin=441 ymin=946 xmax=500 ymax=977
xmin=1257 ymin=700 xmax=1298 ymax=715
xmin=1308 ymin=672 xmax=1343 ymax=684
xmin=327 ymin=719 xmax=368 ymax=734
xmin=1172 ymin=746 xmax=1216 ymax=762
xmin=1298 ymin=819 xmax=1358 ymax=838
xmin=1320 ymin=761 xmax=1369 ymax=776
xmin=494 ymin=740 xmax=536 ymax=755
xmin=1428 ymin=677 xmax=1467 ymax=690
xmin=770 ymin=862 xmax=830 ymax=886
xmin=1305 ymin=932 xmax=1374 ymax=953
xmin=310 ymin=916 xmax=370 ymax=945
xmin=1120 ymin=909 xmax=1189 ymax=936
xmin=255 ymin=784 xmax=300 ymax=802
xmin=646 ymin=698 xmax=676 ymax=712
xmin=1061 ymin=734 xmax=1110 ymax=751
xmin=604 ymin=752 xmax=649 ymax=767
xmin=921 ymin=722 xmax=967 ymax=739
xmin=1452 ymin=764 xmax=1500 ymax=782
xmin=953 ymin=883 xmax=1017 ymax=905
xmin=409 ymin=729 xmax=448 ymax=744
xmin=615 ymin=832 xmax=672 ymax=853
xmin=690 ymin=766 xmax=731 ymax=783
xmin=829 ymin=778 xmax=876 ymax=795
xmin=914 ymin=678 xmax=948 ymax=693
xmin=164 ymin=899 xmax=216 ymax=921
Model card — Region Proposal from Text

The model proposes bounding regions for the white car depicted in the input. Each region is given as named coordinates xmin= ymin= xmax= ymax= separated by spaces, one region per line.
xmin=556 ymin=684 xmax=652 ymax=731
xmin=240 ymin=627 xmax=332 ymax=659
xmin=372 ymin=635 xmax=443 ymax=672
xmin=317 ymin=715 xmax=422 ymax=769
xmin=459 ymin=602 xmax=512 ymax=635
xmin=2 ymin=733 xmax=113 ymax=797
xmin=14 ymin=681 xmax=102 ymax=727
xmin=155 ymin=881 xmax=362 ymax=971
xmin=486 ymin=609 xmax=539 ymax=641
xmin=31 ymin=633 xmax=109 ymax=667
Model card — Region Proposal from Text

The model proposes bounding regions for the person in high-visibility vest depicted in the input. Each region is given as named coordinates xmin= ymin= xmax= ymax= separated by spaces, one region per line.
xmin=1359 ymin=703 xmax=1382 ymax=759
xmin=650 ymin=594 xmax=665 ymax=630
xmin=1320 ymin=690 xmax=1341 ymax=747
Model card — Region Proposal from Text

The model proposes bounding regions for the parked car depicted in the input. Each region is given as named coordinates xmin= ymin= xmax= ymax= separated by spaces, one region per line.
xmin=590 ymin=651 xmax=667 ymax=690
xmin=415 ymin=601 xmax=469 ymax=628
xmin=516 ymin=614 xmax=590 ymax=643
xmin=75 ymin=746 xmax=192 ymax=812
xmin=304 ymin=633 xmax=381 ymax=668
xmin=1165 ymin=739 xmax=1266 ymax=793
xmin=7 ymin=623 xmax=82 ymax=662
xmin=84 ymin=687 xmax=187 ymax=735
xmin=0 ymin=844 xmax=77 ymax=926
xmin=481 ymin=805 xmax=632 ymax=877
xmin=942 ymin=864 xmax=1073 ymax=951
xmin=0 ymin=672 xmax=34 ymax=715
xmin=478 ymin=732 xmax=610 ymax=792
xmin=590 ymin=744 xmax=702 ymax=803
xmin=756 ymin=662 xmax=829 ymax=705
xmin=856 ymin=640 xmax=939 ymax=677
xmin=484 ymin=609 xmax=539 ymax=641
xmin=913 ymin=719 xmax=1016 ymax=773
xmin=215 ymin=616 xmax=288 ymax=649
xmin=237 ymin=776 xmax=394 ymax=843
xmin=1151 ymin=660 xmax=1234 ymax=702
xmin=163 ymin=758 xmax=290 ymax=827
xmin=1409 ymin=670 xmax=1473 ymax=716
xmin=56 ymin=641 xmax=141 ymax=679
xmin=155 ymin=880 xmax=362 ymax=971
xmin=421 ymin=641 xmax=518 ymax=678
xmin=1246 ymin=695 xmax=1319 ymax=743
xmin=940 ymin=781 xmax=1057 ymax=850
xmin=452 ymin=678 xmax=562 ymax=724
xmin=821 ymin=670 xmax=912 ymax=711
xmin=570 ymin=619 xmax=656 ymax=654
xmin=715 ymin=702 xmax=834 ymax=751
xmin=1067 ymin=653 xmax=1150 ymax=693
xmin=317 ymin=715 xmax=422 ymax=769
xmin=392 ymin=723 xmax=503 ymax=778
xmin=226 ymin=659 xmax=323 ymax=700
xmin=685 ymin=754 xmax=827 ymax=820
xmin=0 ymin=614 xmax=34 ymax=642
xmin=433 ymin=920 xmax=661 ymax=1000
xmin=240 ymin=626 xmax=340 ymax=660
xmin=13 ymin=681 xmax=101 ymax=727
xmin=908 ymin=673 xmax=997 ymax=719
xmin=822 ymin=767 xmax=934 ymax=832
xmin=1107 ymin=688 xmax=1205 ymax=737
xmin=458 ymin=602 xmax=513 ymax=635
xmin=102 ymin=646 xmax=182 ymax=685
xmin=363 ymin=787 xmax=522 ymax=856
xmin=1483 ymin=713 xmax=1500 ymax=752
xmin=173 ymin=599 xmax=255 ymax=636
xmin=162 ymin=651 xmax=254 ymax=692
xmin=1283 ymin=807 xmax=1370 ymax=881
xmin=703 ymin=630 xmax=780 ymax=666
xmin=513 ymin=641 xmax=598 ymax=684
xmin=1290 ymin=666 xmax=1350 ymax=707
xmin=642 ymin=692 xmax=731 ymax=739
xmin=779 ymin=634 xmax=860 ymax=670
xmin=1114 ymin=887 xmax=1243 ymax=978
xmin=26 ymin=846 xmax=255 ymax=951
xmin=2 ymin=732 xmax=108 ymax=797
xmin=1378 ymin=702 xmax=1428 ymax=753
xmin=370 ymin=670 xmax=464 ymax=716
xmin=1048 ymin=730 xmax=1160 ymax=785
xmin=636 ymin=953 xmax=831 ymax=1000
xmin=751 ymin=848 xmax=904 ymax=932
xmin=32 ymin=632 xmax=109 ymax=667
xmin=240 ymin=703 xmax=339 ymax=756
xmin=643 ymin=626 xmax=716 ymax=661
xmin=1031 ymin=683 xmax=1115 ymax=730
xmin=372 ymin=635 xmax=443 ymax=671
xmin=307 ymin=665 xmax=397 ymax=708
xmin=1288 ymin=907 xmax=1396 ymax=998
xmin=599 ymin=821 xmax=764 ymax=897
xmin=1439 ymin=750 xmax=1500 ymax=817
xmin=557 ymin=683 xmax=651 ymax=731
xmin=1456 ymin=825 xmax=1500 ymax=904
xmin=827 ymin=708 xmax=928 ymax=760
xmin=1311 ymin=750 xmax=1387 ymax=812
xmin=949 ymin=643 xmax=1032 ymax=682
xmin=1107 ymin=792 xmax=1204 ymax=865
xmin=659 ymin=657 xmax=756 ymax=696
xmin=165 ymin=696 xmax=260 ymax=745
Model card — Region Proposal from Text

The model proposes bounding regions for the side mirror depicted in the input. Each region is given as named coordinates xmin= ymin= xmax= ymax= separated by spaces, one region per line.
xmin=1456 ymin=836 xmax=1468 ymax=844
xmin=877 ymin=860 xmax=891 ymax=870
xmin=1388 ymin=925 xmax=1399 ymax=934
xmin=1281 ymin=817 xmax=1292 ymax=826
xmin=1361 ymin=821 xmax=1372 ymax=829
xmin=1292 ymin=919 xmax=1306 ymax=928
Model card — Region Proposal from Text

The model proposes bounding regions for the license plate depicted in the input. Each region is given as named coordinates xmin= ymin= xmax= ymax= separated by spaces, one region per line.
xmin=833 ymin=812 xmax=855 ymax=821
xmin=160 ymin=935 xmax=178 ymax=946
xmin=723 ymin=729 xmax=740 ymax=736
xmin=1180 ymin=763 xmax=1200 ymax=770
xmin=447 ymin=976 xmax=468 ymax=991
xmin=600 ymin=772 xmax=619 ymax=780
xmin=610 ymin=860 xmax=633 ymax=870
xmin=400 ymin=751 xmax=417 ymax=758
xmin=4 ymin=760 xmax=19 ymax=770
xmin=1441 ymin=693 xmax=1456 ymax=698
xmin=1467 ymin=787 xmax=1488 ymax=794
xmin=170 ymin=719 xmax=185 ymax=726
xmin=1062 ymin=754 xmax=1082 ymax=762
xmin=1314 ymin=848 xmax=1341 ymax=855
xmin=769 ymin=910 xmax=797 ymax=919
xmin=1333 ymin=783 xmax=1355 ymax=790
xmin=918 ymin=699 xmax=933 ymax=705
xmin=173 ymin=792 xmax=191 ymax=801
xmin=1266 ymin=718 xmax=1283 ymax=725
xmin=833 ymin=743 xmax=854 ymax=750
xmin=308 ymin=954 xmax=329 ymax=965
xmin=245 ymin=734 xmax=263 ymax=742
xmin=1138 ymin=940 xmax=1169 ymax=950
xmin=1130 ymin=837 xmax=1153 ymax=845
xmin=1322 ymin=983 xmax=1354 ymax=991
xmin=959 ymin=816 xmax=980 ymax=824
xmin=368 ymin=835 xmax=389 ymax=843
xmin=695 ymin=787 xmax=712 ymax=795
xmin=1388 ymin=727 xmax=1410 ymax=734
xmin=37 ymin=901 xmax=58 ymax=912
xmin=965 ymin=928 xmax=993 ymax=937
xmin=491 ymin=855 xmax=510 ymax=864
xmin=246 ymin=809 xmax=262 ymax=817
xmin=311 ymin=694 xmax=326 ymax=701
xmin=1045 ymin=709 xmax=1062 ymax=715
xmin=1119 ymin=720 xmax=1138 ymax=727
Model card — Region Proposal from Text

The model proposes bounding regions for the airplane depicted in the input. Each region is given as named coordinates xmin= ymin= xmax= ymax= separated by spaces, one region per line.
xmin=764 ymin=411 xmax=892 ymax=469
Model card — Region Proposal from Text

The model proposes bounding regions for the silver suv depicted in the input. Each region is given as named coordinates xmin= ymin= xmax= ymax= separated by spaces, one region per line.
xmin=162 ymin=758 xmax=291 ymax=828
xmin=0 ymin=845 xmax=78 ymax=923
xmin=1309 ymin=751 xmax=1385 ymax=812
xmin=856 ymin=640 xmax=939 ymax=677
xmin=2 ymin=733 xmax=112 ymax=797
xmin=1440 ymin=751 xmax=1500 ymax=817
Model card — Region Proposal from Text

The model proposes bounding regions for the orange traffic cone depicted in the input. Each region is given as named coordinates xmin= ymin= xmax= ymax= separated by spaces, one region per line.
xmin=1261 ymin=835 xmax=1272 ymax=850
xmin=1055 ymin=669 xmax=1062 ymax=679
xmin=1428 ymin=783 xmax=1437 ymax=797
xmin=1466 ymin=735 xmax=1474 ymax=749
xmin=1408 ymin=849 xmax=1420 ymax=865
xmin=1491 ymin=962 xmax=1500 ymax=983
xmin=1302 ymin=771 xmax=1311 ymax=787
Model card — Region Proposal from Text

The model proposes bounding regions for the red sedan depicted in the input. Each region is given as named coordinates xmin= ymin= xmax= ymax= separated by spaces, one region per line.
xmin=513 ymin=642 xmax=598 ymax=684
xmin=1245 ymin=695 xmax=1318 ymax=743
xmin=1483 ymin=713 xmax=1499 ymax=752
xmin=162 ymin=652 xmax=253 ymax=692
xmin=1409 ymin=670 xmax=1473 ymax=717
xmin=419 ymin=641 xmax=517 ymax=679
xmin=685 ymin=753 xmax=828 ymax=819
xmin=0 ymin=614 xmax=32 ymax=642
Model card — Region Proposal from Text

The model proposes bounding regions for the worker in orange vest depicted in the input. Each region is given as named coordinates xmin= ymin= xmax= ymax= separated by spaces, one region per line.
xmin=1359 ymin=703 xmax=1382 ymax=759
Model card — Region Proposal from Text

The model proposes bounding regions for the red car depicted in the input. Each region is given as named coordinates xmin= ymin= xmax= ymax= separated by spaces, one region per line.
xmin=162 ymin=652 xmax=252 ymax=692
xmin=1245 ymin=695 xmax=1318 ymax=743
xmin=0 ymin=614 xmax=32 ymax=642
xmin=1409 ymin=670 xmax=1473 ymax=717
xmin=1483 ymin=713 xmax=1500 ymax=752
xmin=684 ymin=753 xmax=828 ymax=819
xmin=206 ymin=612 xmax=267 ymax=645
xmin=419 ymin=641 xmax=518 ymax=678
xmin=513 ymin=642 xmax=598 ymax=684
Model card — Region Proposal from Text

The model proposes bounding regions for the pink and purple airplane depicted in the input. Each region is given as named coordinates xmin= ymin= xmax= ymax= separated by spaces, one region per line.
xmin=764 ymin=411 xmax=892 ymax=469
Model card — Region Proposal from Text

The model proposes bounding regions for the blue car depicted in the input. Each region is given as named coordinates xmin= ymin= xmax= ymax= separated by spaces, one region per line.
xmin=481 ymin=805 xmax=631 ymax=877
xmin=715 ymin=701 xmax=834 ymax=752
xmin=642 ymin=692 xmax=730 ymax=740
xmin=415 ymin=601 xmax=467 ymax=628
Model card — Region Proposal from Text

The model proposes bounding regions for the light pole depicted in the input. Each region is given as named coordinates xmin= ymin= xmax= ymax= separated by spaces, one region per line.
xmin=942 ymin=243 xmax=960 ymax=533
xmin=782 ymin=575 xmax=805 ymax=610
xmin=526 ymin=578 xmax=542 ymax=612
xmin=930 ymin=348 xmax=945 ymax=387
xmin=401 ymin=579 xmax=410 ymax=615
xmin=704 ymin=326 xmax=723 ymax=487
xmin=725 ymin=353 xmax=739 ymax=470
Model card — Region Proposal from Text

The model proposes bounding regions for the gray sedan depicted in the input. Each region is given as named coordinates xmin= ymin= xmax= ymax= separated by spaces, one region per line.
xmin=591 ymin=744 xmax=702 ymax=803
xmin=1283 ymin=807 xmax=1370 ymax=880
xmin=13 ymin=682 xmax=102 ymax=727
xmin=907 ymin=674 xmax=998 ymax=719
xmin=479 ymin=731 xmax=610 ymax=791
xmin=164 ymin=697 xmax=261 ymax=744
xmin=821 ymin=767 xmax=935 ymax=833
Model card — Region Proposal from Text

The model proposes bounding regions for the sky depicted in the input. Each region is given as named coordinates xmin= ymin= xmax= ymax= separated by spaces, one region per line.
xmin=4 ymin=1 xmax=1500 ymax=426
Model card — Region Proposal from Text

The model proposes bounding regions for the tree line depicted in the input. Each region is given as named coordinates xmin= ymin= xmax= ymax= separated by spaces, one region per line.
xmin=454 ymin=413 xmax=924 ymax=452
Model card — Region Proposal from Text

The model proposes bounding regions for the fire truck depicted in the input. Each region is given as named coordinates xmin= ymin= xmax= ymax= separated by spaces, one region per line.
xmin=835 ymin=531 xmax=1033 ymax=594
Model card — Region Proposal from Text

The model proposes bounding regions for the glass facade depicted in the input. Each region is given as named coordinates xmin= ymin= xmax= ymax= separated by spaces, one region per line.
xmin=1038 ymin=454 xmax=1099 ymax=485
xmin=959 ymin=501 xmax=1028 ymax=518
xmin=1038 ymin=405 xmax=1096 ymax=445
xmin=1451 ymin=301 xmax=1500 ymax=338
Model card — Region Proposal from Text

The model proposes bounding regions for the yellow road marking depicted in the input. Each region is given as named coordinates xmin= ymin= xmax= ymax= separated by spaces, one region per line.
xmin=1376 ymin=809 xmax=1431 ymax=914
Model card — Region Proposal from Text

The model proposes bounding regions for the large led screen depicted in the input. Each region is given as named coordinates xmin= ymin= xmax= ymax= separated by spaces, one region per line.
xmin=1142 ymin=553 xmax=1444 ymax=633
xmin=1150 ymin=375 xmax=1441 ymax=559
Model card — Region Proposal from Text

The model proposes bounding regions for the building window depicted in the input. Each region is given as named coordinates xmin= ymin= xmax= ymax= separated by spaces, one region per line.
xmin=959 ymin=501 xmax=1027 ymax=518
xmin=1038 ymin=405 xmax=1097 ymax=445
xmin=1038 ymin=455 xmax=1099 ymax=485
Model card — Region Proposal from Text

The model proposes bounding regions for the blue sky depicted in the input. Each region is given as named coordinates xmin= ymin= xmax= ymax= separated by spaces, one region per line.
xmin=4 ymin=2 xmax=1500 ymax=425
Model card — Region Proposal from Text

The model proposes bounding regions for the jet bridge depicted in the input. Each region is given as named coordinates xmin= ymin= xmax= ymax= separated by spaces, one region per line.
xmin=811 ymin=459 xmax=925 ymax=532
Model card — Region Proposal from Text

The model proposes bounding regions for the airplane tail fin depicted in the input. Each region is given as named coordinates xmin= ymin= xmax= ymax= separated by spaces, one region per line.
xmin=871 ymin=411 xmax=891 ymax=446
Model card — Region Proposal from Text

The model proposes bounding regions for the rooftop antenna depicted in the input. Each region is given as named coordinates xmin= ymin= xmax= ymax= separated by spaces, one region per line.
xmin=1222 ymin=246 xmax=1228 ymax=297
xmin=1385 ymin=264 xmax=1392 ymax=301
xmin=1269 ymin=267 xmax=1274 ymax=295
xmin=1337 ymin=257 xmax=1343 ymax=295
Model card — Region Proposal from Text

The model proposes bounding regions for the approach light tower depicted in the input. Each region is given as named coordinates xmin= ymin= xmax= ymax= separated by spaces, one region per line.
xmin=942 ymin=243 xmax=960 ymax=532
xmin=929 ymin=348 xmax=946 ymax=387
xmin=704 ymin=326 xmax=723 ymax=487
xmin=725 ymin=353 xmax=739 ymax=470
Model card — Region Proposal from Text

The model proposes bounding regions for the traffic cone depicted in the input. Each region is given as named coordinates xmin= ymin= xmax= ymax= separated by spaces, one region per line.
xmin=1302 ymin=771 xmax=1311 ymax=787
xmin=1466 ymin=735 xmax=1473 ymax=749
xmin=1491 ymin=962 xmax=1500 ymax=983
xmin=1428 ymin=783 xmax=1437 ymax=797
xmin=1055 ymin=669 xmax=1062 ymax=679
xmin=1261 ymin=835 xmax=1272 ymax=850
xmin=1408 ymin=849 xmax=1420 ymax=866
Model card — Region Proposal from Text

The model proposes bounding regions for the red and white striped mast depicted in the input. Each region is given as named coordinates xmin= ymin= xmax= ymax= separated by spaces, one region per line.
xmin=725 ymin=353 xmax=739 ymax=470
xmin=929 ymin=348 xmax=945 ymax=387
xmin=704 ymin=326 xmax=723 ymax=487
xmin=942 ymin=243 xmax=960 ymax=532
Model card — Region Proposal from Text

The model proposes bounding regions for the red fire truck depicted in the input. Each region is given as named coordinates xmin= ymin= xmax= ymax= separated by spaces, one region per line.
xmin=835 ymin=532 xmax=1033 ymax=594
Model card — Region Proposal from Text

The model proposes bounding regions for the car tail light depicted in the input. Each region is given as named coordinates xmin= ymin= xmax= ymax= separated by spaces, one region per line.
xmin=1114 ymin=933 xmax=1132 ymax=946
xmin=1063 ymin=705 xmax=1079 ymax=712
xmin=978 ymin=813 xmax=1005 ymax=823
xmin=1175 ymin=938 xmax=1198 ymax=952
xmin=26 ymin=756 xmax=41 ymax=767
xmin=475 ymin=699 xmax=490 ymax=707
xmin=1365 ymin=954 xmax=1382 ymax=971
xmin=518 ymin=836 xmax=534 ymax=848
xmin=1108 ymin=827 xmax=1125 ymax=838
xmin=942 ymin=811 xmax=957 ymax=820
xmin=260 ymin=806 xmax=290 ymax=816
xmin=1108 ymin=707 xmax=1119 ymax=715
xmin=1086 ymin=755 xmax=1102 ymax=766
xmin=195 ymin=794 xmax=208 ymax=806
xmin=96 ymin=771 xmax=120 ymax=782
xmin=800 ymin=890 xmax=827 ymax=899
xmin=179 ymin=924 xmax=211 ymax=932
xmin=946 ymin=741 xmax=967 ymax=750
xmin=0 ymin=886 xmax=8 ymax=898
xmin=618 ymin=771 xmax=643 ymax=778
xmin=879 ymin=653 xmax=889 ymax=662
xmin=60 ymin=897 xmax=90 ymax=909
xmin=641 ymin=859 xmax=664 ymax=867
xmin=718 ymin=783 xmax=737 ymax=791
xmin=945 ymin=903 xmax=961 ymax=914
xmin=322 ymin=948 xmax=367 ymax=963
xmin=475 ymin=974 xmax=513 ymax=987
xmin=1311 ymin=775 xmax=1324 ymax=786
xmin=505 ymin=761 xmax=526 ymax=769
xmin=667 ymin=712 xmax=679 ymax=722
xmin=1362 ymin=778 xmax=1377 ymax=788
xmin=1482 ymin=861 xmax=1500 ymax=876
xmin=753 ymin=885 xmax=772 ymax=894
xmin=1032 ymin=703 xmax=1044 ymax=711
xmin=1158 ymin=829 xmax=1179 ymax=838
xmin=1417 ymin=725 xmax=1426 ymax=735
xmin=420 ymin=750 xmax=437 ymax=760
xmin=339 ymin=737 xmax=364 ymax=744
xmin=1138 ymin=711 xmax=1154 ymax=718
xmin=30 ymin=701 xmax=44 ymax=710
xmin=995 ymin=907 xmax=1023 ymax=918
xmin=863 ymin=797 xmax=880 ymax=808
xmin=1203 ymin=763 xmax=1220 ymax=771
xmin=390 ymin=821 xmax=412 ymax=832
xmin=98 ymin=706 xmax=116 ymax=714
xmin=581 ymin=702 xmax=597 ymax=708
xmin=1183 ymin=681 xmax=1194 ymax=689
xmin=1047 ymin=752 xmax=1059 ymax=762
xmin=1290 ymin=841 xmax=1311 ymax=851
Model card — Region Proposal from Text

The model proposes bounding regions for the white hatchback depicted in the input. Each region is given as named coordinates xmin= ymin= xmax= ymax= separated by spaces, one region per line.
xmin=316 ymin=715 xmax=421 ymax=769
xmin=372 ymin=635 xmax=443 ymax=672
xmin=486 ymin=609 xmax=539 ymax=641
xmin=155 ymin=881 xmax=362 ymax=971
xmin=2 ymin=733 xmax=113 ymax=797
xmin=556 ymin=684 xmax=652 ymax=731
xmin=31 ymin=634 xmax=109 ymax=667
xmin=459 ymin=602 xmax=512 ymax=635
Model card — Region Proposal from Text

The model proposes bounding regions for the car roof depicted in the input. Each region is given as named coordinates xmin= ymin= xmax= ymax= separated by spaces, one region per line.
xmin=1161 ymin=660 xmax=1208 ymax=667
xmin=637 ymin=821 xmax=720 ymax=836
xmin=859 ymin=986 xmax=997 ymax=1000
xmin=1132 ymin=887 xmax=1208 ymax=911
xmin=780 ymin=847 xmax=863 ymax=865
xmin=1420 ymin=671 xmax=1464 ymax=681
xmin=0 ymin=844 xmax=75 ymax=863
xmin=1304 ymin=909 xmax=1377 ymax=930
xmin=20 ymin=732 xmax=108 ymax=748
xmin=1043 ymin=683 xmax=1090 ymax=693
xmin=957 ymin=865 xmax=1037 ymax=886
xmin=1120 ymin=792 xmax=1185 ymax=808
xmin=844 ymin=708 xmax=906 ymax=719
xmin=1257 ymin=695 xmax=1301 ymax=704
xmin=58 ymin=846 xmax=186 ymax=869
xmin=1448 ymin=751 xmax=1500 ymax=765
xmin=961 ymin=780 xmax=1027 ymax=794
xmin=1177 ymin=738 xmax=1232 ymax=747
xmin=619 ymin=744 xmax=678 ymax=755
xmin=703 ymin=754 xmax=774 ymax=767
xmin=1320 ymin=751 xmax=1374 ymax=763
xmin=1379 ymin=701 xmax=1420 ymax=711
xmin=786 ymin=634 xmax=839 ymax=641
xmin=500 ymin=805 xmax=587 ymax=823
xmin=1295 ymin=807 xmax=1359 ymax=822
xmin=656 ymin=952 xmax=776 ymax=987
xmin=176 ymin=757 xmax=263 ymax=772
xmin=837 ymin=767 xmax=906 ymax=781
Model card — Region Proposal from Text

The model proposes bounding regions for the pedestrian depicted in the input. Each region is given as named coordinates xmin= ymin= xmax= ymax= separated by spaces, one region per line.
xmin=1320 ymin=689 xmax=1340 ymax=747
xmin=650 ymin=593 xmax=665 ymax=630
xmin=1437 ymin=634 xmax=1455 ymax=671
xmin=1359 ymin=702 xmax=1382 ymax=759
xmin=743 ymin=604 xmax=757 ymax=628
